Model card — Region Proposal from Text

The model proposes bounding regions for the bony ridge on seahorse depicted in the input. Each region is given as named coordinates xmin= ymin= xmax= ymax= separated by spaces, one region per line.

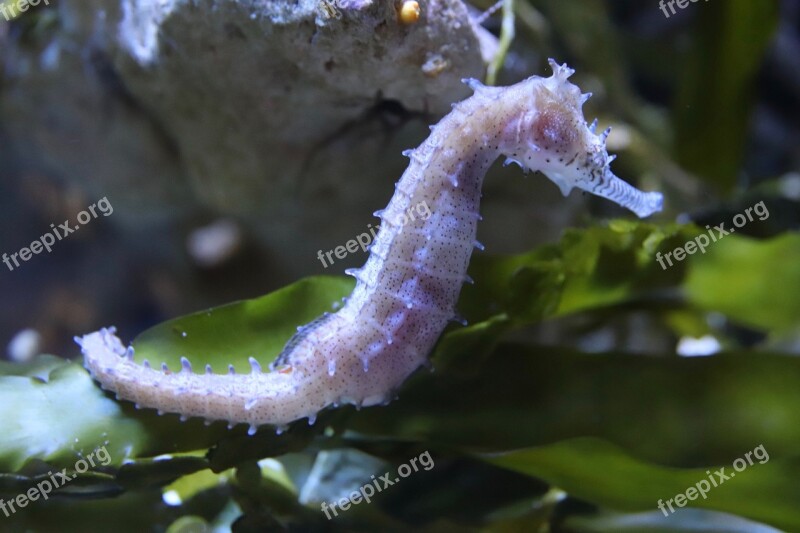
xmin=77 ymin=60 xmax=663 ymax=435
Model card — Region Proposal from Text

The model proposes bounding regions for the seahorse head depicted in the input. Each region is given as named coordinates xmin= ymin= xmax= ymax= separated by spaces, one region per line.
xmin=504 ymin=59 xmax=663 ymax=218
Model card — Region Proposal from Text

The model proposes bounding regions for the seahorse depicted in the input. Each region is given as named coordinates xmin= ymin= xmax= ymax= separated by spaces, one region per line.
xmin=76 ymin=60 xmax=663 ymax=435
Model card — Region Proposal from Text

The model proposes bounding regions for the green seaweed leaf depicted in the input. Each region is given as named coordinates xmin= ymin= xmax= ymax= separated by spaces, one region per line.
xmin=350 ymin=342 xmax=800 ymax=464
xmin=486 ymin=437 xmax=800 ymax=532
xmin=0 ymin=356 xmax=146 ymax=473
xmin=132 ymin=275 xmax=354 ymax=374
xmin=686 ymin=232 xmax=800 ymax=333
xmin=674 ymin=0 xmax=780 ymax=192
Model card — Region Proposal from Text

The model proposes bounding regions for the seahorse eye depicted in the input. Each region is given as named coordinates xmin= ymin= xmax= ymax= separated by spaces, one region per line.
xmin=531 ymin=105 xmax=579 ymax=153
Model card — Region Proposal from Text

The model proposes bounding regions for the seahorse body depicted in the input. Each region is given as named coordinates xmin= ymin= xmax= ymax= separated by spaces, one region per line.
xmin=77 ymin=61 xmax=663 ymax=434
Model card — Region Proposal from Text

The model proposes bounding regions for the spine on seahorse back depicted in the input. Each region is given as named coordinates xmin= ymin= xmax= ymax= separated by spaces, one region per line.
xmin=77 ymin=60 xmax=663 ymax=434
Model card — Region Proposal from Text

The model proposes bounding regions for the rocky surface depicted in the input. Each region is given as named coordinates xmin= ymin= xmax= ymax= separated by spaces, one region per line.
xmin=2 ymin=0 xmax=488 ymax=217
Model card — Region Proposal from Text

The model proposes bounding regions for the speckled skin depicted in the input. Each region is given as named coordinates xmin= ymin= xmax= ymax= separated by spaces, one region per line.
xmin=77 ymin=61 xmax=662 ymax=434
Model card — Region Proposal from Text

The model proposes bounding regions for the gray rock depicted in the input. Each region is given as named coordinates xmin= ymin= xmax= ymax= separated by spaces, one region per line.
xmin=2 ymin=0 xmax=493 ymax=280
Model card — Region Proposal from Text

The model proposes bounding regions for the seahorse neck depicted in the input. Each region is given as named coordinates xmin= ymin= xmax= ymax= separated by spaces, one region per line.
xmin=339 ymin=93 xmax=507 ymax=326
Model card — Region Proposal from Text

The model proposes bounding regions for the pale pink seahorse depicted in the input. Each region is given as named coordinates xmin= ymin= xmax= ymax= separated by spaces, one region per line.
xmin=77 ymin=60 xmax=663 ymax=435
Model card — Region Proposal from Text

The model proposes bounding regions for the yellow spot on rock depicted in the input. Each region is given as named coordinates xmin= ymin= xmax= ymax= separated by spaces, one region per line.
xmin=399 ymin=1 xmax=420 ymax=25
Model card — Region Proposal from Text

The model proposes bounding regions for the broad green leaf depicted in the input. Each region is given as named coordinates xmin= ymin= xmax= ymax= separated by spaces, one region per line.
xmin=461 ymin=221 xmax=695 ymax=325
xmin=0 ymin=355 xmax=146 ymax=472
xmin=485 ymin=437 xmax=800 ymax=532
xmin=132 ymin=275 xmax=354 ymax=373
xmin=686 ymin=232 xmax=800 ymax=333
xmin=555 ymin=221 xmax=687 ymax=316
xmin=349 ymin=343 xmax=800 ymax=465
